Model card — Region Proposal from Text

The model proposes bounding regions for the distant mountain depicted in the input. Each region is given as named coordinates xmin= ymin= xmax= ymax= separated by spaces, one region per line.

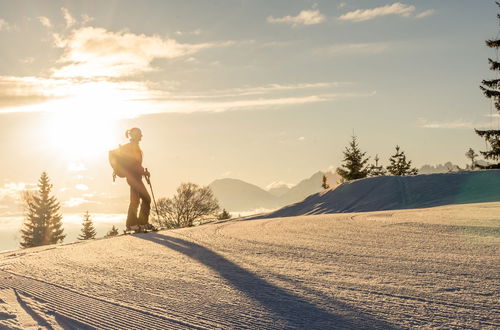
xmin=209 ymin=178 xmax=280 ymax=212
xmin=209 ymin=171 xmax=342 ymax=213
xmin=257 ymin=170 xmax=500 ymax=219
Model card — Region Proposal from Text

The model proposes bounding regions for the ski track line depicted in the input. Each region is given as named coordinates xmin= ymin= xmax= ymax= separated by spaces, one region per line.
xmin=0 ymin=270 xmax=209 ymax=329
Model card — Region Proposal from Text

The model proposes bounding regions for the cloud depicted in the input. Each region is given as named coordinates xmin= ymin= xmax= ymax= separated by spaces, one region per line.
xmin=37 ymin=16 xmax=52 ymax=28
xmin=52 ymin=27 xmax=221 ymax=78
xmin=20 ymin=57 xmax=34 ymax=64
xmin=298 ymin=136 xmax=305 ymax=141
xmin=318 ymin=42 xmax=391 ymax=55
xmin=175 ymin=29 xmax=203 ymax=36
xmin=75 ymin=184 xmax=89 ymax=191
xmin=64 ymin=197 xmax=93 ymax=207
xmin=0 ymin=19 xmax=11 ymax=31
xmin=176 ymin=82 xmax=343 ymax=99
xmin=415 ymin=9 xmax=435 ymax=19
xmin=266 ymin=181 xmax=294 ymax=190
xmin=339 ymin=3 xmax=416 ymax=22
xmin=61 ymin=7 xmax=76 ymax=28
xmin=81 ymin=14 xmax=93 ymax=25
xmin=0 ymin=183 xmax=29 ymax=199
xmin=0 ymin=76 xmax=60 ymax=109
xmin=267 ymin=9 xmax=325 ymax=26
xmin=417 ymin=117 xmax=498 ymax=129
xmin=68 ymin=162 xmax=87 ymax=172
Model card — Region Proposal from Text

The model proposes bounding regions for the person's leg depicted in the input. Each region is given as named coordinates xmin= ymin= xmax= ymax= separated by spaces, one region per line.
xmin=126 ymin=178 xmax=140 ymax=228
xmin=127 ymin=176 xmax=151 ymax=225
xmin=137 ymin=181 xmax=151 ymax=225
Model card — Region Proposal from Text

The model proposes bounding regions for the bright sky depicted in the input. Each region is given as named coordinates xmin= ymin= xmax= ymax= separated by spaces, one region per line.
xmin=0 ymin=0 xmax=499 ymax=217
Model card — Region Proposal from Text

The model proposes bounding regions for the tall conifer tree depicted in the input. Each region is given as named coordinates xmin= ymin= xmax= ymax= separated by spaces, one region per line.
xmin=20 ymin=172 xmax=65 ymax=248
xmin=336 ymin=136 xmax=370 ymax=181
xmin=476 ymin=1 xmax=500 ymax=167
xmin=78 ymin=211 xmax=97 ymax=240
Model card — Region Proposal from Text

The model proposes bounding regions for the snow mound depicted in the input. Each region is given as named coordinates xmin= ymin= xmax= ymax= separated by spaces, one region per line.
xmin=259 ymin=170 xmax=500 ymax=218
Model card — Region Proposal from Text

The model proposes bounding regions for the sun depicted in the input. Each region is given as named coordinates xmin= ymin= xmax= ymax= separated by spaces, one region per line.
xmin=46 ymin=110 xmax=118 ymax=160
xmin=42 ymin=81 xmax=143 ymax=161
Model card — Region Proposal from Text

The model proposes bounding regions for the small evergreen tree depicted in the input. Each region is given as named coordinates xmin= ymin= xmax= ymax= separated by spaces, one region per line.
xmin=368 ymin=154 xmax=387 ymax=176
xmin=336 ymin=136 xmax=370 ymax=181
xmin=465 ymin=148 xmax=479 ymax=169
xmin=20 ymin=172 xmax=65 ymax=248
xmin=475 ymin=2 xmax=500 ymax=168
xmin=78 ymin=211 xmax=97 ymax=240
xmin=217 ymin=209 xmax=232 ymax=220
xmin=105 ymin=225 xmax=119 ymax=238
xmin=321 ymin=174 xmax=330 ymax=189
xmin=387 ymin=146 xmax=418 ymax=176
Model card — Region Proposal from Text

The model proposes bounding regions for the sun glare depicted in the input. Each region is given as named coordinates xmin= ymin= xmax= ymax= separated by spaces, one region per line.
xmin=42 ymin=81 xmax=144 ymax=160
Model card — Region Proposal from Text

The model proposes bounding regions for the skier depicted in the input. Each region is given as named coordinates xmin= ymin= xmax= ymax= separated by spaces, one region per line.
xmin=121 ymin=127 xmax=153 ymax=232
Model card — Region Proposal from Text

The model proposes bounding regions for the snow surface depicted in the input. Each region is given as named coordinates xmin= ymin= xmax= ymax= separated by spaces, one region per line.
xmin=0 ymin=202 xmax=498 ymax=329
xmin=258 ymin=170 xmax=500 ymax=219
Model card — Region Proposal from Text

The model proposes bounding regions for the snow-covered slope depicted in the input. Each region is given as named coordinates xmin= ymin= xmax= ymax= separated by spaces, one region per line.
xmin=259 ymin=170 xmax=500 ymax=219
xmin=0 ymin=202 xmax=497 ymax=328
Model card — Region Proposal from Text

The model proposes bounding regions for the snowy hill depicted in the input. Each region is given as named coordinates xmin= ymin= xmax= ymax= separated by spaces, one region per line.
xmin=259 ymin=170 xmax=500 ymax=219
xmin=0 ymin=202 xmax=497 ymax=328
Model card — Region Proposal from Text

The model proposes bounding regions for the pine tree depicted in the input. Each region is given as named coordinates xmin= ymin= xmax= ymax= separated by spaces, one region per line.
xmin=336 ymin=136 xmax=370 ymax=181
xmin=20 ymin=172 xmax=65 ymax=248
xmin=321 ymin=174 xmax=330 ymax=189
xmin=476 ymin=1 xmax=500 ymax=168
xmin=78 ymin=211 xmax=97 ymax=240
xmin=368 ymin=154 xmax=387 ymax=176
xmin=105 ymin=225 xmax=119 ymax=238
xmin=465 ymin=148 xmax=478 ymax=169
xmin=387 ymin=146 xmax=418 ymax=176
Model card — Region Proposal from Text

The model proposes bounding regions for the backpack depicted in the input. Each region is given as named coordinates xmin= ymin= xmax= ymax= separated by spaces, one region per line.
xmin=109 ymin=145 xmax=127 ymax=181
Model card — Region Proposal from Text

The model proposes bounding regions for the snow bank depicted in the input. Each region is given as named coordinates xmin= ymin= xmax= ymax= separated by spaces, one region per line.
xmin=258 ymin=170 xmax=500 ymax=218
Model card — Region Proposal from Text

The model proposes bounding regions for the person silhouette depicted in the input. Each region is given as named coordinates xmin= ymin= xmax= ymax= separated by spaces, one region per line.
xmin=121 ymin=128 xmax=152 ymax=231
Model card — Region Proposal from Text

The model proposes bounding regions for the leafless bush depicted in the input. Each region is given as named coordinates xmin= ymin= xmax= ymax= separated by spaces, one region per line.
xmin=154 ymin=183 xmax=219 ymax=229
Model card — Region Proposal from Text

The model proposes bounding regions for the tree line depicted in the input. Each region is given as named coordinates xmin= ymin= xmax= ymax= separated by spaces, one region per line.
xmin=20 ymin=172 xmax=230 ymax=249
xmin=323 ymin=136 xmax=418 ymax=187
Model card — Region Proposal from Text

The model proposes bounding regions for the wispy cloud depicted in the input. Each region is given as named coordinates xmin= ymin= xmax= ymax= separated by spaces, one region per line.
xmin=175 ymin=82 xmax=344 ymax=99
xmin=318 ymin=42 xmax=391 ymax=56
xmin=0 ymin=18 xmax=11 ymax=31
xmin=339 ymin=3 xmax=416 ymax=22
xmin=52 ymin=26 xmax=223 ymax=78
xmin=61 ymin=7 xmax=76 ymax=28
xmin=0 ymin=183 xmax=32 ymax=198
xmin=415 ymin=9 xmax=435 ymax=19
xmin=417 ymin=117 xmax=499 ymax=129
xmin=0 ymin=76 xmax=60 ymax=109
xmin=266 ymin=181 xmax=294 ymax=190
xmin=267 ymin=9 xmax=325 ymax=26
xmin=37 ymin=16 xmax=52 ymax=28
xmin=175 ymin=29 xmax=203 ymax=36
xmin=0 ymin=74 xmax=375 ymax=116
xmin=0 ymin=8 xmax=374 ymax=117
xmin=20 ymin=57 xmax=35 ymax=64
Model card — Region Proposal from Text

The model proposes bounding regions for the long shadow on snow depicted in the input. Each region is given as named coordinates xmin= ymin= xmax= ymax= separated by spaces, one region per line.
xmin=137 ymin=233 xmax=397 ymax=329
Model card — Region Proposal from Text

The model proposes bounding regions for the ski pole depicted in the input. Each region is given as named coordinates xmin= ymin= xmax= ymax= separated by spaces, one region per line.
xmin=145 ymin=168 xmax=160 ymax=219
